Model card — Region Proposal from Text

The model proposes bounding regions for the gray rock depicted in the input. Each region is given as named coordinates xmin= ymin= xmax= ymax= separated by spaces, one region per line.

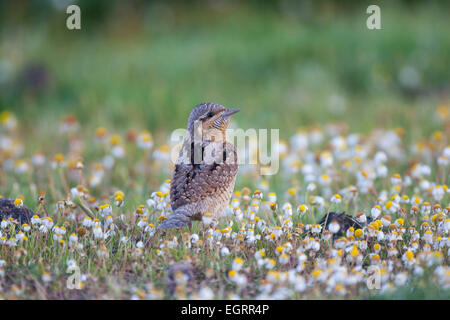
xmin=0 ymin=198 xmax=34 ymax=225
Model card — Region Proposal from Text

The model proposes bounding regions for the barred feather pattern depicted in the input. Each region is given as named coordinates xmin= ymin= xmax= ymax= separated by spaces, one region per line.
xmin=158 ymin=207 xmax=193 ymax=229
xmin=158 ymin=139 xmax=238 ymax=229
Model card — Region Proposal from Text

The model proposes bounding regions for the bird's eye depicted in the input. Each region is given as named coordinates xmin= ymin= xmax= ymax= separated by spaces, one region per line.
xmin=206 ymin=112 xmax=214 ymax=118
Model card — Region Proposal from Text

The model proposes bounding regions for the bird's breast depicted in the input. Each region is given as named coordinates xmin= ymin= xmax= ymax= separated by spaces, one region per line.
xmin=170 ymin=139 xmax=238 ymax=218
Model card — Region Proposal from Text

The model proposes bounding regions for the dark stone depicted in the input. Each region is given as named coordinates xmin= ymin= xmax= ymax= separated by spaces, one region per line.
xmin=319 ymin=211 xmax=373 ymax=238
xmin=166 ymin=261 xmax=196 ymax=296
xmin=0 ymin=198 xmax=34 ymax=225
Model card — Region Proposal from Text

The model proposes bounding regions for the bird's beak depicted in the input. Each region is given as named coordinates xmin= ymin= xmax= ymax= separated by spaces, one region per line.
xmin=222 ymin=108 xmax=240 ymax=118
xmin=208 ymin=108 xmax=239 ymax=129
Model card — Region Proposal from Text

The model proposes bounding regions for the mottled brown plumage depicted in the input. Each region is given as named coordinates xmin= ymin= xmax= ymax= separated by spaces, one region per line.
xmin=158 ymin=102 xmax=239 ymax=229
xmin=170 ymin=142 xmax=238 ymax=210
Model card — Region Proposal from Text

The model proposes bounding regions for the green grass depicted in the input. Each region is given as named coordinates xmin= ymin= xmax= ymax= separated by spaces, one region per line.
xmin=1 ymin=2 xmax=448 ymax=139
xmin=0 ymin=1 xmax=449 ymax=300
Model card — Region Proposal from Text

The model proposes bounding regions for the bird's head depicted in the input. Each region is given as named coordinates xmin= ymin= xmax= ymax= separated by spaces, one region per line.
xmin=187 ymin=102 xmax=239 ymax=142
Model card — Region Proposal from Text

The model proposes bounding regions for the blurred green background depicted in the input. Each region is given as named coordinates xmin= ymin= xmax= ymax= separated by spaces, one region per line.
xmin=1 ymin=2 xmax=449 ymax=300
xmin=0 ymin=0 xmax=449 ymax=148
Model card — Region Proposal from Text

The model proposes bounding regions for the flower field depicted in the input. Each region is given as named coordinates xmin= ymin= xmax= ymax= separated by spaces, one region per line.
xmin=0 ymin=105 xmax=448 ymax=299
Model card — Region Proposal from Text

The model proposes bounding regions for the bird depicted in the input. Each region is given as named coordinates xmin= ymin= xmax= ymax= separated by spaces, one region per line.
xmin=158 ymin=102 xmax=240 ymax=230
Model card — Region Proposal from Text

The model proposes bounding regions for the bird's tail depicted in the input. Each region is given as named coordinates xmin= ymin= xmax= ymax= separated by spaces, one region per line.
xmin=157 ymin=207 xmax=191 ymax=229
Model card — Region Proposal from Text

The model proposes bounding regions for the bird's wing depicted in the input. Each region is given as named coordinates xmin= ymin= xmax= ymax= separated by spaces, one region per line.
xmin=170 ymin=141 xmax=238 ymax=210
